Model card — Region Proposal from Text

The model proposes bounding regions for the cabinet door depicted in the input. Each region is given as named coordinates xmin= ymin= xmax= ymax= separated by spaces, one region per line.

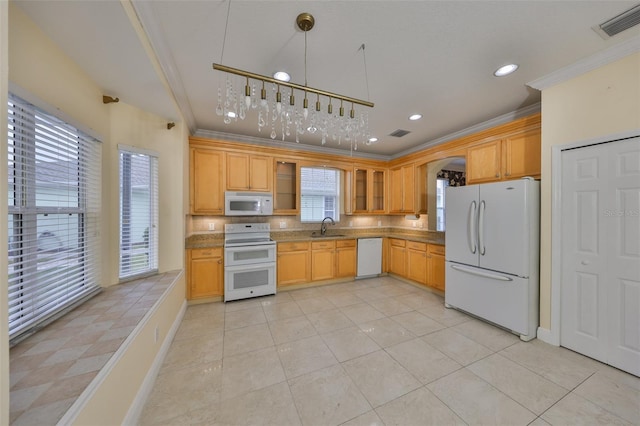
xmin=503 ymin=128 xmax=541 ymax=179
xmin=249 ymin=155 xmax=273 ymax=191
xmin=226 ymin=153 xmax=250 ymax=190
xmin=191 ymin=149 xmax=224 ymax=214
xmin=312 ymin=249 xmax=335 ymax=281
xmin=467 ymin=140 xmax=501 ymax=184
xmin=402 ymin=164 xmax=416 ymax=213
xmin=336 ymin=240 xmax=357 ymax=278
xmin=389 ymin=167 xmax=404 ymax=213
xmin=371 ymin=169 xmax=386 ymax=213
xmin=274 ymin=161 xmax=298 ymax=213
xmin=353 ymin=168 xmax=368 ymax=213
xmin=277 ymin=250 xmax=310 ymax=286
xmin=407 ymin=242 xmax=427 ymax=285
xmin=188 ymin=250 xmax=223 ymax=299
xmin=427 ymin=244 xmax=446 ymax=291
xmin=389 ymin=241 xmax=406 ymax=277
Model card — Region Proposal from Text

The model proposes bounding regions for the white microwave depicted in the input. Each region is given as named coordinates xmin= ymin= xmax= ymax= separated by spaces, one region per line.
xmin=225 ymin=191 xmax=273 ymax=216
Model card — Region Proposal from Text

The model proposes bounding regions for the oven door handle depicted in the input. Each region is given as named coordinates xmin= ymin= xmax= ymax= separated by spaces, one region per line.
xmin=224 ymin=262 xmax=276 ymax=272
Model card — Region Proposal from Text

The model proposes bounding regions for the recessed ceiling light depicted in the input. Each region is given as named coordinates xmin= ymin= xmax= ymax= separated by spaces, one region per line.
xmin=408 ymin=114 xmax=422 ymax=121
xmin=368 ymin=137 xmax=378 ymax=143
xmin=494 ymin=64 xmax=519 ymax=77
xmin=273 ymin=71 xmax=291 ymax=82
xmin=226 ymin=111 xmax=236 ymax=118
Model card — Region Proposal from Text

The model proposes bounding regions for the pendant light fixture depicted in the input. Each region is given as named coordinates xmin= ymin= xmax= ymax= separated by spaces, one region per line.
xmin=213 ymin=8 xmax=375 ymax=148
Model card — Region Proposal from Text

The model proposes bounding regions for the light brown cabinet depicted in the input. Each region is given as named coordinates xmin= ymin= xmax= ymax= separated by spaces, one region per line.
xmin=190 ymin=148 xmax=224 ymax=215
xmin=427 ymin=244 xmax=445 ymax=291
xmin=311 ymin=240 xmax=336 ymax=281
xmin=407 ymin=241 xmax=427 ymax=285
xmin=389 ymin=164 xmax=415 ymax=213
xmin=335 ymin=239 xmax=357 ymax=278
xmin=226 ymin=153 xmax=273 ymax=191
xmin=388 ymin=238 xmax=406 ymax=276
xmin=277 ymin=241 xmax=310 ymax=287
xmin=187 ymin=248 xmax=223 ymax=299
xmin=467 ymin=128 xmax=541 ymax=184
xmin=274 ymin=160 xmax=298 ymax=214
xmin=353 ymin=168 xmax=386 ymax=214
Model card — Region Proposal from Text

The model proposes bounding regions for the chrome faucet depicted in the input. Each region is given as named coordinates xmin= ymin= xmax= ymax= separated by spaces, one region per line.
xmin=320 ymin=216 xmax=335 ymax=236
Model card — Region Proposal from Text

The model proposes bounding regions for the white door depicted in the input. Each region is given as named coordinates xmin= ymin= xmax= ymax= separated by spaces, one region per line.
xmin=561 ymin=136 xmax=640 ymax=376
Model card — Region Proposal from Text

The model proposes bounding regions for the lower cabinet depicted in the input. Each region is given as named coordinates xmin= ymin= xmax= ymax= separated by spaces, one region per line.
xmin=407 ymin=241 xmax=427 ymax=285
xmin=389 ymin=238 xmax=406 ymax=276
xmin=277 ymin=242 xmax=310 ymax=287
xmin=311 ymin=240 xmax=336 ymax=281
xmin=427 ymin=244 xmax=446 ymax=291
xmin=187 ymin=248 xmax=223 ymax=300
xmin=335 ymin=239 xmax=357 ymax=278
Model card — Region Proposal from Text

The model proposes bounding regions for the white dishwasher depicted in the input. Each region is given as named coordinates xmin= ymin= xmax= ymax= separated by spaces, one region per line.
xmin=357 ymin=238 xmax=383 ymax=278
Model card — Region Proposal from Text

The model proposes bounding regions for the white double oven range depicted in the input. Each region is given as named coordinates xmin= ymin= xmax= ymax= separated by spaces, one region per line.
xmin=223 ymin=223 xmax=276 ymax=302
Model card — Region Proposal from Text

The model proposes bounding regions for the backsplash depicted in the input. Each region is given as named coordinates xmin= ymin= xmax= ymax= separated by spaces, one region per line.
xmin=187 ymin=213 xmax=430 ymax=236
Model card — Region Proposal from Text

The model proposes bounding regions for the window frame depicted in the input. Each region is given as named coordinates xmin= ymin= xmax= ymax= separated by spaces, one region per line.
xmin=299 ymin=166 xmax=341 ymax=223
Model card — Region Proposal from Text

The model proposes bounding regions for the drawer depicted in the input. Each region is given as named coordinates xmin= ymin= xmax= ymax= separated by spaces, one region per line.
xmin=428 ymin=244 xmax=445 ymax=255
xmin=407 ymin=241 xmax=427 ymax=251
xmin=311 ymin=240 xmax=336 ymax=250
xmin=278 ymin=241 xmax=309 ymax=252
xmin=389 ymin=238 xmax=406 ymax=247
xmin=336 ymin=239 xmax=356 ymax=248
xmin=190 ymin=247 xmax=222 ymax=259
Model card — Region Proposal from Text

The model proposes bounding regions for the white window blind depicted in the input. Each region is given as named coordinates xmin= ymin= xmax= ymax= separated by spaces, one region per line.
xmin=118 ymin=147 xmax=158 ymax=280
xmin=300 ymin=167 xmax=340 ymax=222
xmin=7 ymin=93 xmax=102 ymax=341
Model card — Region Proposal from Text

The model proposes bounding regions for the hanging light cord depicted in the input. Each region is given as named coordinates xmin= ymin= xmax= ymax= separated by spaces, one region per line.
xmin=219 ymin=0 xmax=232 ymax=64
xmin=360 ymin=43 xmax=371 ymax=102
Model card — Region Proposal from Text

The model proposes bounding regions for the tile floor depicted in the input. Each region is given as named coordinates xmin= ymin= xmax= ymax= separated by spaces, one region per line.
xmin=140 ymin=276 xmax=639 ymax=426
xmin=9 ymin=271 xmax=179 ymax=425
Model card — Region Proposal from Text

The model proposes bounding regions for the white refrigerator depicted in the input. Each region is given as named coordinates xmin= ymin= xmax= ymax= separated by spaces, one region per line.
xmin=444 ymin=178 xmax=540 ymax=341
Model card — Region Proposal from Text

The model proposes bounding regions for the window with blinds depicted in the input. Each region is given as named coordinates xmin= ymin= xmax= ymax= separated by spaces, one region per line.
xmin=7 ymin=93 xmax=102 ymax=341
xmin=118 ymin=147 xmax=158 ymax=280
xmin=300 ymin=167 xmax=340 ymax=222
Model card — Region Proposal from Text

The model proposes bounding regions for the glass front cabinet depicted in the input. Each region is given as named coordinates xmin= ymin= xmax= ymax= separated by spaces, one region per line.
xmin=353 ymin=168 xmax=386 ymax=214
xmin=274 ymin=160 xmax=299 ymax=214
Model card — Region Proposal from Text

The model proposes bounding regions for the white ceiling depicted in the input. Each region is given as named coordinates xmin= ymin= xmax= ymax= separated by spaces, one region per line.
xmin=14 ymin=1 xmax=640 ymax=158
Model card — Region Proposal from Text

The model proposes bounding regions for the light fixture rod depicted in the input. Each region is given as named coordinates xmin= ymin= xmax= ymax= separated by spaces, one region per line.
xmin=213 ymin=63 xmax=374 ymax=108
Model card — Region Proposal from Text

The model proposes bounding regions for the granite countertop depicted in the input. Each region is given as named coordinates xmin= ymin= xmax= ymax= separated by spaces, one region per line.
xmin=185 ymin=228 xmax=444 ymax=249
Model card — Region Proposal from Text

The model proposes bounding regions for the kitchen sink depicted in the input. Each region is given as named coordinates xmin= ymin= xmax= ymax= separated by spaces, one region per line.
xmin=311 ymin=234 xmax=347 ymax=238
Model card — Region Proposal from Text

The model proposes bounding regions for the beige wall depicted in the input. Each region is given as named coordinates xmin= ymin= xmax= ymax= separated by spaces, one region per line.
xmin=539 ymin=52 xmax=640 ymax=331
xmin=3 ymin=5 xmax=189 ymax=423
xmin=1 ymin=1 xmax=9 ymax=423
xmin=8 ymin=3 xmax=188 ymax=287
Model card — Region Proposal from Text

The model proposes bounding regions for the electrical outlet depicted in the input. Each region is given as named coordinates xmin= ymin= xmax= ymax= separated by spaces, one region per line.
xmin=208 ymin=222 xmax=215 ymax=231
xmin=412 ymin=222 xmax=417 ymax=228
xmin=378 ymin=220 xmax=382 ymax=227
xmin=419 ymin=222 xmax=424 ymax=228
xmin=279 ymin=221 xmax=287 ymax=229
xmin=349 ymin=221 xmax=353 ymax=227
xmin=154 ymin=326 xmax=159 ymax=343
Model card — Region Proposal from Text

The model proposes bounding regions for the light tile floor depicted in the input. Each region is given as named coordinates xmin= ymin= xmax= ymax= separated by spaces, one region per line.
xmin=140 ymin=276 xmax=640 ymax=426
xmin=9 ymin=271 xmax=179 ymax=425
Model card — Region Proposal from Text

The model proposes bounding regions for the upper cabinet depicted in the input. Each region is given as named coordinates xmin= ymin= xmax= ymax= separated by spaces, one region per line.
xmin=226 ymin=153 xmax=273 ymax=191
xmin=190 ymin=148 xmax=224 ymax=215
xmin=467 ymin=127 xmax=541 ymax=184
xmin=389 ymin=164 xmax=415 ymax=214
xmin=353 ymin=167 xmax=386 ymax=214
xmin=274 ymin=160 xmax=299 ymax=214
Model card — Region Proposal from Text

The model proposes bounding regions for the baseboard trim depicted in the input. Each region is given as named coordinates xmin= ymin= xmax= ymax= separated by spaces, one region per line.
xmin=123 ymin=299 xmax=187 ymax=424
xmin=536 ymin=326 xmax=559 ymax=346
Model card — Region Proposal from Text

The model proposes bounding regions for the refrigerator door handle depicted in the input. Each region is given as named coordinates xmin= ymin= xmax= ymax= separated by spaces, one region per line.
xmin=478 ymin=200 xmax=486 ymax=256
xmin=469 ymin=200 xmax=477 ymax=254
xmin=450 ymin=264 xmax=513 ymax=281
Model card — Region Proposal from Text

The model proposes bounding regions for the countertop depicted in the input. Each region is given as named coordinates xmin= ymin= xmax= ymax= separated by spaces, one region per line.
xmin=185 ymin=228 xmax=444 ymax=249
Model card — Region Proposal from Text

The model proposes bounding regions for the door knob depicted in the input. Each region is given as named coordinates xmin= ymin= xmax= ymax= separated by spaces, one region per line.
xmin=581 ymin=260 xmax=590 ymax=265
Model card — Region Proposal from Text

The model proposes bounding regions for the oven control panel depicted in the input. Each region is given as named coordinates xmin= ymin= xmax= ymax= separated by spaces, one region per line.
xmin=224 ymin=223 xmax=271 ymax=234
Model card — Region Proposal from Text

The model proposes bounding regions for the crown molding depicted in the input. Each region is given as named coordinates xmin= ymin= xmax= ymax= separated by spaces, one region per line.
xmin=193 ymin=129 xmax=391 ymax=161
xmin=528 ymin=35 xmax=640 ymax=91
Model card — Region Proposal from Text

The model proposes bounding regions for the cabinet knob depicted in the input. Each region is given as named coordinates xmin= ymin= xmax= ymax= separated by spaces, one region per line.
xmin=505 ymin=172 xmax=511 ymax=176
xmin=495 ymin=173 xmax=500 ymax=178
xmin=217 ymin=259 xmax=222 ymax=264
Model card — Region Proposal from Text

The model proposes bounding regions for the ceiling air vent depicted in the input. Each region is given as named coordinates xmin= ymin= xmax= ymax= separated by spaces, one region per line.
xmin=594 ymin=4 xmax=640 ymax=39
xmin=389 ymin=129 xmax=411 ymax=138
